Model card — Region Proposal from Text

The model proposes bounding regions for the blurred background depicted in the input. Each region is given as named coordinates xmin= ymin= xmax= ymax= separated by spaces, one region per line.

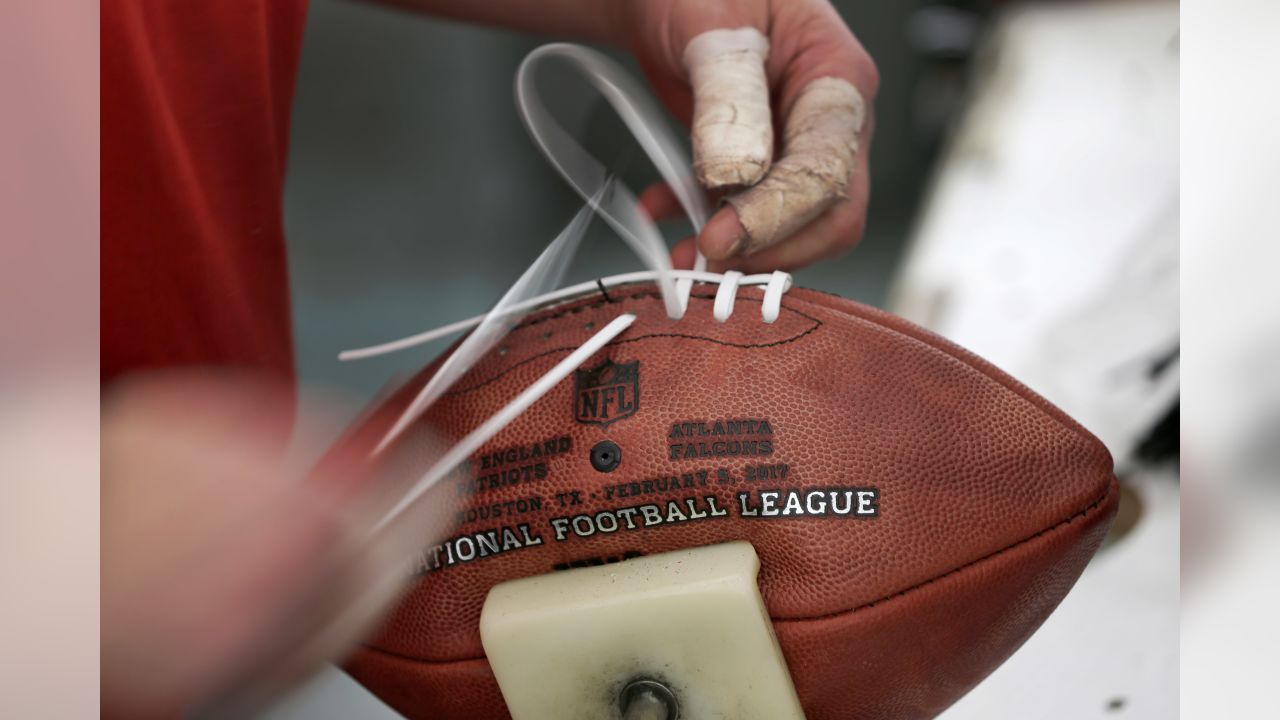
xmin=275 ymin=0 xmax=1185 ymax=718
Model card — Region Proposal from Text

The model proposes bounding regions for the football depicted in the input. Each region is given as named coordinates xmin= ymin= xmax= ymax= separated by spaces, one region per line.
xmin=332 ymin=281 xmax=1118 ymax=719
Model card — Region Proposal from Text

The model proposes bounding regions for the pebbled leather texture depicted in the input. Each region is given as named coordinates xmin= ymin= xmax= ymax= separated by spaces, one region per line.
xmin=336 ymin=284 xmax=1119 ymax=720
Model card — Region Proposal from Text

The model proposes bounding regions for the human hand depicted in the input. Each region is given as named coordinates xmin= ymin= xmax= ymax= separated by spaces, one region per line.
xmin=614 ymin=0 xmax=878 ymax=272
xmin=101 ymin=375 xmax=445 ymax=718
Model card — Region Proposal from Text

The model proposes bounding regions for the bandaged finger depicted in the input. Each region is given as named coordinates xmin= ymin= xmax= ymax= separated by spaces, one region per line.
xmin=728 ymin=77 xmax=867 ymax=253
xmin=683 ymin=28 xmax=772 ymax=188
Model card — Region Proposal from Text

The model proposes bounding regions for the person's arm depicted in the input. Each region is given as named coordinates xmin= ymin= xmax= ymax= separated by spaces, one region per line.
xmin=385 ymin=0 xmax=879 ymax=272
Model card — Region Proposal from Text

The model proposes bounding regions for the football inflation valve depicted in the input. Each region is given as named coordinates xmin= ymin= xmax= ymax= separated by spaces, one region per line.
xmin=479 ymin=541 xmax=807 ymax=720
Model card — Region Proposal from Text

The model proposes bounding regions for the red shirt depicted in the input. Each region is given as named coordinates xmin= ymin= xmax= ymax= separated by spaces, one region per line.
xmin=102 ymin=0 xmax=309 ymax=385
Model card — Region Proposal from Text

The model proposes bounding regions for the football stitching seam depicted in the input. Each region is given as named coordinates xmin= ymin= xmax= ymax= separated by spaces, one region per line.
xmin=354 ymin=477 xmax=1118 ymax=666
xmin=511 ymin=290 xmax=747 ymax=328
xmin=444 ymin=292 xmax=823 ymax=397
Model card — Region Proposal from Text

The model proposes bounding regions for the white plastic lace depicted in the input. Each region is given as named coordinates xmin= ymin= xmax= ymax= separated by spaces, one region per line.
xmin=341 ymin=269 xmax=793 ymax=363
xmin=356 ymin=44 xmax=793 ymax=531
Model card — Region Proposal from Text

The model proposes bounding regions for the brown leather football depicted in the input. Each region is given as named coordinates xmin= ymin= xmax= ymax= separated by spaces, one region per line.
xmin=337 ymin=282 xmax=1118 ymax=719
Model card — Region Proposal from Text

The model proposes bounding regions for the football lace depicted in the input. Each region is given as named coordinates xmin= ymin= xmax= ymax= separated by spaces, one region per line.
xmin=343 ymin=44 xmax=793 ymax=534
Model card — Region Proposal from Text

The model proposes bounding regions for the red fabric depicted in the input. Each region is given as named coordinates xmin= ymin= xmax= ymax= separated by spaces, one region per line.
xmin=102 ymin=0 xmax=309 ymax=385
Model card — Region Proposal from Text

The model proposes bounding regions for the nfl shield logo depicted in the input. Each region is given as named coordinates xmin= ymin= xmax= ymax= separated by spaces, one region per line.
xmin=574 ymin=359 xmax=640 ymax=426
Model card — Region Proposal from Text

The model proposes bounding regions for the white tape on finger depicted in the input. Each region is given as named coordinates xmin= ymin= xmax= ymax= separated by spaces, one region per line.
xmin=729 ymin=77 xmax=867 ymax=253
xmin=684 ymin=28 xmax=773 ymax=188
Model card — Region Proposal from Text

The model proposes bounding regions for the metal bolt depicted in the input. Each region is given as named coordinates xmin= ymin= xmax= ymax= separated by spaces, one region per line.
xmin=619 ymin=679 xmax=678 ymax=720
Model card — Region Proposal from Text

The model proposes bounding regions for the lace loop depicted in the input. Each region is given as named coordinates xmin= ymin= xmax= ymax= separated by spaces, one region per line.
xmin=713 ymin=271 xmax=745 ymax=322
xmin=517 ymin=44 xmax=705 ymax=320
xmin=762 ymin=271 xmax=793 ymax=324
